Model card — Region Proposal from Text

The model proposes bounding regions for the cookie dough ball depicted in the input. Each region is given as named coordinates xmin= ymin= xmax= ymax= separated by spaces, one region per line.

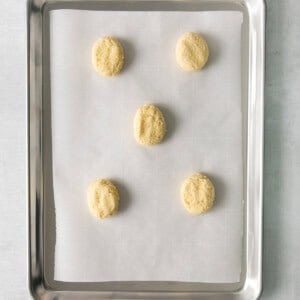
xmin=181 ymin=173 xmax=215 ymax=214
xmin=92 ymin=37 xmax=124 ymax=77
xmin=87 ymin=179 xmax=119 ymax=219
xmin=176 ymin=32 xmax=209 ymax=71
xmin=134 ymin=104 xmax=166 ymax=146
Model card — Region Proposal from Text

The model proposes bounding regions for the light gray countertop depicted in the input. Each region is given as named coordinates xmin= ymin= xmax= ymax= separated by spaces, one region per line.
xmin=0 ymin=0 xmax=299 ymax=299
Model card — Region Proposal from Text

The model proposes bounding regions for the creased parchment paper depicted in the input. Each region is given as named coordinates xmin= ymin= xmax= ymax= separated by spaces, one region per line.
xmin=50 ymin=9 xmax=243 ymax=283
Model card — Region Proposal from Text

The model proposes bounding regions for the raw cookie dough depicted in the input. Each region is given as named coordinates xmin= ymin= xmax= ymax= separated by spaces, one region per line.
xmin=92 ymin=37 xmax=124 ymax=77
xmin=176 ymin=32 xmax=209 ymax=71
xmin=134 ymin=104 xmax=166 ymax=146
xmin=181 ymin=173 xmax=215 ymax=214
xmin=87 ymin=179 xmax=119 ymax=219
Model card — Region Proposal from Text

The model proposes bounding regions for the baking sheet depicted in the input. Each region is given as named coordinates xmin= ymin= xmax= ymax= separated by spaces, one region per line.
xmin=50 ymin=9 xmax=243 ymax=283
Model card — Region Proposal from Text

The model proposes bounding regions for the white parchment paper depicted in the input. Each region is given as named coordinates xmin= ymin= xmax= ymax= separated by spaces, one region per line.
xmin=50 ymin=9 xmax=243 ymax=283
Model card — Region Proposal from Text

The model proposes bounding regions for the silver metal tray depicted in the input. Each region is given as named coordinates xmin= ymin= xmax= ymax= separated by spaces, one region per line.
xmin=27 ymin=0 xmax=265 ymax=299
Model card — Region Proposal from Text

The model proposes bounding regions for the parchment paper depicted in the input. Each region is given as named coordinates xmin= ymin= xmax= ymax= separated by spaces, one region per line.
xmin=50 ymin=9 xmax=244 ymax=283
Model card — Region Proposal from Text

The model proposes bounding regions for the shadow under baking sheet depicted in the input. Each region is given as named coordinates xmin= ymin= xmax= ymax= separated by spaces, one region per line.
xmin=261 ymin=0 xmax=291 ymax=298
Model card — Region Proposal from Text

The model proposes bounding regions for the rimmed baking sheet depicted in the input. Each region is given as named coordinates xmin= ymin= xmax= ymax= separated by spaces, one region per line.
xmin=28 ymin=0 xmax=265 ymax=298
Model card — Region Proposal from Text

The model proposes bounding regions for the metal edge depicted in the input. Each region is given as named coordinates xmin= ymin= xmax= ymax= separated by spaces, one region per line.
xmin=239 ymin=0 xmax=265 ymax=299
xmin=28 ymin=0 xmax=49 ymax=298
xmin=27 ymin=0 xmax=32 ymax=297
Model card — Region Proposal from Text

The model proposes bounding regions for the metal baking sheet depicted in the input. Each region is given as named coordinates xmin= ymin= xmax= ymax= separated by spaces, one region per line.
xmin=27 ymin=0 xmax=265 ymax=299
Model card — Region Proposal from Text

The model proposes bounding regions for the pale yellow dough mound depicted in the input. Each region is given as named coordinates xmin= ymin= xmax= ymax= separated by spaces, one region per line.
xmin=87 ymin=179 xmax=119 ymax=219
xmin=92 ymin=37 xmax=124 ymax=77
xmin=134 ymin=104 xmax=166 ymax=146
xmin=176 ymin=32 xmax=209 ymax=71
xmin=181 ymin=173 xmax=215 ymax=214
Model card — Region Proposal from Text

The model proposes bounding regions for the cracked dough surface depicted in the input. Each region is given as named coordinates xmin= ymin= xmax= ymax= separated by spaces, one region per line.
xmin=176 ymin=32 xmax=209 ymax=71
xmin=181 ymin=173 xmax=215 ymax=214
xmin=134 ymin=104 xmax=166 ymax=146
xmin=87 ymin=179 xmax=119 ymax=219
xmin=92 ymin=37 xmax=124 ymax=77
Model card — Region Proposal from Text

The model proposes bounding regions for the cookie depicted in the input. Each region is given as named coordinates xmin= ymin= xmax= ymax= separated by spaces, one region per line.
xmin=176 ymin=32 xmax=209 ymax=71
xmin=134 ymin=104 xmax=166 ymax=146
xmin=92 ymin=37 xmax=124 ymax=77
xmin=181 ymin=173 xmax=215 ymax=214
xmin=87 ymin=179 xmax=119 ymax=219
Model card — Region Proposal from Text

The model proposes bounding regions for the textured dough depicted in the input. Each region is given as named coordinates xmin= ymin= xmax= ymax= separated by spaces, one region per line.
xmin=176 ymin=32 xmax=209 ymax=71
xmin=181 ymin=173 xmax=215 ymax=214
xmin=87 ymin=179 xmax=119 ymax=219
xmin=92 ymin=37 xmax=124 ymax=77
xmin=134 ymin=104 xmax=166 ymax=146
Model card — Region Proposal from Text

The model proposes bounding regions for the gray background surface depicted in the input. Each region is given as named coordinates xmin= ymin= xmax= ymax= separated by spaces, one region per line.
xmin=0 ymin=0 xmax=299 ymax=299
